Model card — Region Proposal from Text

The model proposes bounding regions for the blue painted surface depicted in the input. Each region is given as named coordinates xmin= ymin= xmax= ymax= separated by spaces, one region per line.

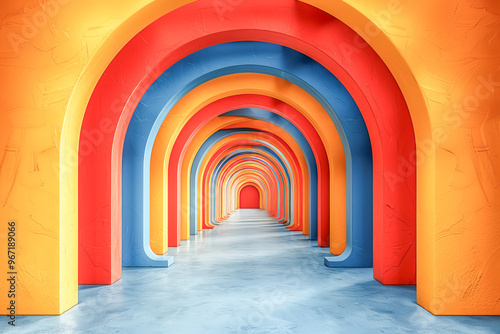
xmin=7 ymin=210 xmax=500 ymax=334
xmin=122 ymin=41 xmax=372 ymax=266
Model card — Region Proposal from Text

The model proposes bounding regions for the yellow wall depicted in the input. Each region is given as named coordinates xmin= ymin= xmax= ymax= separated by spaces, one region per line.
xmin=0 ymin=0 xmax=191 ymax=315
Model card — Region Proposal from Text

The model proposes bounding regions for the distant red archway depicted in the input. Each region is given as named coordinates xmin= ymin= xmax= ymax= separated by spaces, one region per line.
xmin=239 ymin=185 xmax=261 ymax=209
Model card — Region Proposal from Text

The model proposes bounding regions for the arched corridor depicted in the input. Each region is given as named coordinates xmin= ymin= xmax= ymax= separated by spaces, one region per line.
xmin=1 ymin=0 xmax=499 ymax=331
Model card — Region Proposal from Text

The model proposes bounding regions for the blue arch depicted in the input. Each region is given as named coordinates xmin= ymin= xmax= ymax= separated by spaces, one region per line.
xmin=122 ymin=41 xmax=372 ymax=267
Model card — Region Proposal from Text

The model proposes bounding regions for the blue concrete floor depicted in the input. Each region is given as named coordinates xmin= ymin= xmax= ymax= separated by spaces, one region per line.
xmin=4 ymin=209 xmax=499 ymax=333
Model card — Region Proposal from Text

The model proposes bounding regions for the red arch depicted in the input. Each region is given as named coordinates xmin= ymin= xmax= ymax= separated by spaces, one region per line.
xmin=79 ymin=0 xmax=415 ymax=285
xmin=238 ymin=184 xmax=263 ymax=210
xmin=166 ymin=96 xmax=319 ymax=243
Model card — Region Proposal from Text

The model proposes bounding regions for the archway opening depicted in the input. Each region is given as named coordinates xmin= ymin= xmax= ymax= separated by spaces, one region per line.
xmin=239 ymin=184 xmax=262 ymax=209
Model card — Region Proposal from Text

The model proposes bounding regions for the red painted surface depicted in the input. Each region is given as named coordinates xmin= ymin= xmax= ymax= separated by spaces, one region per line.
xmin=79 ymin=0 xmax=415 ymax=285
xmin=240 ymin=185 xmax=261 ymax=209
xmin=235 ymin=181 xmax=267 ymax=212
